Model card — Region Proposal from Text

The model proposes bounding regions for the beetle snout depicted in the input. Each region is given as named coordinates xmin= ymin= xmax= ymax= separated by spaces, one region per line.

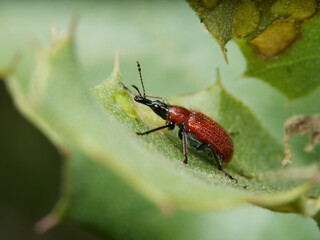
xmin=134 ymin=95 xmax=143 ymax=102
xmin=134 ymin=96 xmax=152 ymax=106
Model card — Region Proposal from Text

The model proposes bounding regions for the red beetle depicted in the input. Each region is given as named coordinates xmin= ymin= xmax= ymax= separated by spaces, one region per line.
xmin=124 ymin=61 xmax=237 ymax=183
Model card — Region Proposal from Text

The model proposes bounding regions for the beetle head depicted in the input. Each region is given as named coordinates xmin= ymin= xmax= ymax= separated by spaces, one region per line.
xmin=134 ymin=95 xmax=169 ymax=120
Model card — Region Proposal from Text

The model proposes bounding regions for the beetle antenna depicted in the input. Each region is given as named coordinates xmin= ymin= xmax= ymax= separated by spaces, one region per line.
xmin=131 ymin=84 xmax=143 ymax=97
xmin=136 ymin=60 xmax=146 ymax=98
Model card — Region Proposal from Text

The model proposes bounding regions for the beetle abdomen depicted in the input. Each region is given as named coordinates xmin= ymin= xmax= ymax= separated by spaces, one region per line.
xmin=185 ymin=112 xmax=233 ymax=162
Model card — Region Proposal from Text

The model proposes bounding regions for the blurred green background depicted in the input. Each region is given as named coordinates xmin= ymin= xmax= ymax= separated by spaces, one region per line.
xmin=1 ymin=1 xmax=319 ymax=239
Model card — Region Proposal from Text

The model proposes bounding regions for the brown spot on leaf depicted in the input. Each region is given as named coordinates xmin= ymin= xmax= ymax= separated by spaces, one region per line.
xmin=271 ymin=0 xmax=317 ymax=20
xmin=282 ymin=114 xmax=320 ymax=166
xmin=231 ymin=0 xmax=260 ymax=38
xmin=249 ymin=20 xmax=299 ymax=58
xmin=200 ymin=0 xmax=220 ymax=9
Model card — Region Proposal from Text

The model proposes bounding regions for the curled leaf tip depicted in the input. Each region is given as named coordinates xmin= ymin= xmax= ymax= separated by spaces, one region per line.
xmin=282 ymin=134 xmax=292 ymax=166
xmin=50 ymin=15 xmax=80 ymax=44
xmin=68 ymin=14 xmax=81 ymax=38
xmin=282 ymin=114 xmax=320 ymax=165
xmin=221 ymin=47 xmax=229 ymax=64
xmin=113 ymin=49 xmax=120 ymax=72
xmin=34 ymin=214 xmax=59 ymax=234
xmin=215 ymin=68 xmax=222 ymax=86
xmin=51 ymin=22 xmax=58 ymax=39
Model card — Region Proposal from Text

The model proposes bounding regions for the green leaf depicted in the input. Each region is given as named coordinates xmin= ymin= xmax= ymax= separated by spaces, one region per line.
xmin=5 ymin=28 xmax=320 ymax=217
xmin=186 ymin=0 xmax=320 ymax=99
xmin=239 ymin=13 xmax=320 ymax=99
xmin=52 ymin=151 xmax=320 ymax=240
xmin=1 ymin=1 xmax=320 ymax=239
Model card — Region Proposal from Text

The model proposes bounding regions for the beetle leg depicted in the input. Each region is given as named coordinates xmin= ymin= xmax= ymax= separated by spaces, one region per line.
xmin=178 ymin=128 xmax=182 ymax=140
xmin=196 ymin=144 xmax=205 ymax=151
xmin=212 ymin=150 xmax=238 ymax=184
xmin=136 ymin=123 xmax=175 ymax=135
xmin=166 ymin=121 xmax=175 ymax=130
xmin=181 ymin=129 xmax=188 ymax=165
xmin=119 ymin=81 xmax=136 ymax=95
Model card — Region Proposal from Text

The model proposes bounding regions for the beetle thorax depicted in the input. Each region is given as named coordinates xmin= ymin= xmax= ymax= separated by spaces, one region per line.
xmin=168 ymin=106 xmax=191 ymax=125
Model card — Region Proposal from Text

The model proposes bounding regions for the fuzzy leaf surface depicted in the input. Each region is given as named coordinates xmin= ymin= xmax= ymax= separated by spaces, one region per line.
xmin=1 ymin=1 xmax=320 ymax=239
